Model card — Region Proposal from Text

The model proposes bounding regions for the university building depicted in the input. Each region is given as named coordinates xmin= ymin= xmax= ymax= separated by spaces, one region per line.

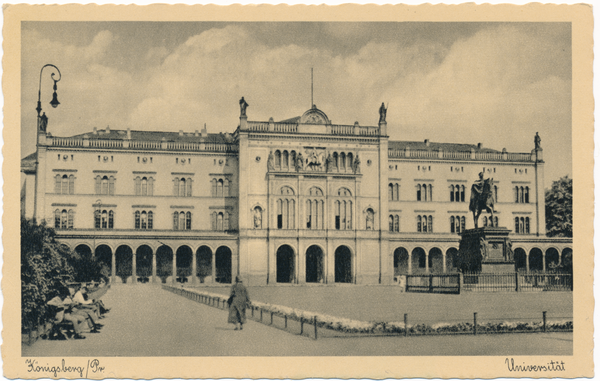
xmin=21 ymin=99 xmax=573 ymax=285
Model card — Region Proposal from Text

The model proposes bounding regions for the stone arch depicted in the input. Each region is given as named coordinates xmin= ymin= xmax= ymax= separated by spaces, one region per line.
xmin=428 ymin=247 xmax=443 ymax=273
xmin=74 ymin=244 xmax=92 ymax=259
xmin=115 ymin=245 xmax=133 ymax=283
xmin=94 ymin=244 xmax=113 ymax=278
xmin=545 ymin=247 xmax=560 ymax=271
xmin=514 ymin=247 xmax=527 ymax=272
xmin=445 ymin=247 xmax=459 ymax=273
xmin=276 ymin=244 xmax=295 ymax=283
xmin=334 ymin=245 xmax=353 ymax=283
xmin=393 ymin=247 xmax=409 ymax=275
xmin=529 ymin=247 xmax=544 ymax=272
xmin=136 ymin=245 xmax=153 ymax=281
xmin=305 ymin=244 xmax=325 ymax=283
xmin=176 ymin=245 xmax=194 ymax=282
xmin=411 ymin=247 xmax=427 ymax=274
xmin=215 ymin=246 xmax=232 ymax=284
xmin=156 ymin=245 xmax=174 ymax=283
xmin=196 ymin=245 xmax=213 ymax=283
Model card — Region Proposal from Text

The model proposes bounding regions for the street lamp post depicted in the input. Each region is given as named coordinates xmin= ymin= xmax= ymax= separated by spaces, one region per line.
xmin=36 ymin=64 xmax=61 ymax=133
xmin=33 ymin=64 xmax=61 ymax=223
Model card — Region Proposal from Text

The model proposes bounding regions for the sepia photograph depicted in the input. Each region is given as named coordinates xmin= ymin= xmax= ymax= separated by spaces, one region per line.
xmin=4 ymin=3 xmax=593 ymax=379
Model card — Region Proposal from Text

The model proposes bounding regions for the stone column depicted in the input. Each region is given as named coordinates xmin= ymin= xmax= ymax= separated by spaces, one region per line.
xmin=542 ymin=251 xmax=546 ymax=272
xmin=111 ymin=252 xmax=117 ymax=284
xmin=172 ymin=251 xmax=177 ymax=284
xmin=191 ymin=251 xmax=197 ymax=284
xmin=526 ymin=253 xmax=530 ymax=273
xmin=442 ymin=253 xmax=447 ymax=273
xmin=211 ymin=251 xmax=216 ymax=284
xmin=407 ymin=250 xmax=412 ymax=274
xmin=152 ymin=252 xmax=157 ymax=283
xmin=132 ymin=252 xmax=137 ymax=284
xmin=425 ymin=252 xmax=430 ymax=273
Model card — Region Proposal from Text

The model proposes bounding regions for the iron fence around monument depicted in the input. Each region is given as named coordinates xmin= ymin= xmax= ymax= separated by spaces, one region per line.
xmin=462 ymin=272 xmax=572 ymax=292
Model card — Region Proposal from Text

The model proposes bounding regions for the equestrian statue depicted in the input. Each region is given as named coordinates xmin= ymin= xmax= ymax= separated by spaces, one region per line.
xmin=469 ymin=172 xmax=495 ymax=228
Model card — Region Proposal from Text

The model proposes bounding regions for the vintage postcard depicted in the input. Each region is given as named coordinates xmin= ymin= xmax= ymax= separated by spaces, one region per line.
xmin=3 ymin=3 xmax=593 ymax=379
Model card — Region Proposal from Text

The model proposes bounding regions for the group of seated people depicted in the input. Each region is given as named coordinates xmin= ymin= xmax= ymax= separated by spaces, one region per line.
xmin=45 ymin=280 xmax=111 ymax=340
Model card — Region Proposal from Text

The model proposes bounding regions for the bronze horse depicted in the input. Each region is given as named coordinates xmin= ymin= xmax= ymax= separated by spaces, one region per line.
xmin=469 ymin=177 xmax=495 ymax=228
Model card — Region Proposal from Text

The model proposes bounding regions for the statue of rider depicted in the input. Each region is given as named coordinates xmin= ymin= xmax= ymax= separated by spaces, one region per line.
xmin=469 ymin=172 xmax=495 ymax=228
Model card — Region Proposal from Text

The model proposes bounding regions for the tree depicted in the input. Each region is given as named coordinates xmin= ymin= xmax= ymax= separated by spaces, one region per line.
xmin=21 ymin=218 xmax=75 ymax=332
xmin=21 ymin=218 xmax=107 ymax=332
xmin=545 ymin=176 xmax=572 ymax=237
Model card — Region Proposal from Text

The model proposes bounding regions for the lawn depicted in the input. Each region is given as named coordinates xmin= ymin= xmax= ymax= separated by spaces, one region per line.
xmin=190 ymin=285 xmax=573 ymax=324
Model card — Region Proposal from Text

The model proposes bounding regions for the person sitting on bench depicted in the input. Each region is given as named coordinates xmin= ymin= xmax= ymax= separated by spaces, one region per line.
xmin=46 ymin=288 xmax=87 ymax=339
xmin=68 ymin=285 xmax=103 ymax=332
xmin=73 ymin=286 xmax=103 ymax=318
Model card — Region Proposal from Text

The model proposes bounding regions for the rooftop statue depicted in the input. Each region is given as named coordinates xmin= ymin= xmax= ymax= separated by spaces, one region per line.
xmin=379 ymin=102 xmax=387 ymax=123
xmin=239 ymin=97 xmax=249 ymax=117
xmin=535 ymin=132 xmax=541 ymax=149
xmin=469 ymin=172 xmax=495 ymax=228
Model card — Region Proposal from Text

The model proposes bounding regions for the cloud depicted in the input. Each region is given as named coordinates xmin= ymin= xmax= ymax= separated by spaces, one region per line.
xmin=22 ymin=23 xmax=571 ymax=185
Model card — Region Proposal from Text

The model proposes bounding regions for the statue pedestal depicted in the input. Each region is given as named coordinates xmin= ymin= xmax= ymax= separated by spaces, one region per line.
xmin=458 ymin=227 xmax=515 ymax=273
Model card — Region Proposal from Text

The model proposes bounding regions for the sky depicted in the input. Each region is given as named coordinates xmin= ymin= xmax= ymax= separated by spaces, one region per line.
xmin=21 ymin=22 xmax=572 ymax=188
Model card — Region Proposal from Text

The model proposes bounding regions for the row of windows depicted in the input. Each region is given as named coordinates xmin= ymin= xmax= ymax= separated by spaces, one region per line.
xmin=389 ymin=184 xmax=501 ymax=203
xmin=59 ymin=208 xmax=227 ymax=231
xmin=515 ymin=217 xmax=531 ymax=234
xmin=56 ymin=174 xmax=232 ymax=198
xmin=54 ymin=175 xmax=75 ymax=195
xmin=515 ymin=186 xmax=530 ymax=203
xmin=271 ymin=150 xmax=356 ymax=172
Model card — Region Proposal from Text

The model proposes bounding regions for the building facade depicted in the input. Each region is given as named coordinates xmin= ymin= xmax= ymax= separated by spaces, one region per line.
xmin=21 ymin=100 xmax=572 ymax=285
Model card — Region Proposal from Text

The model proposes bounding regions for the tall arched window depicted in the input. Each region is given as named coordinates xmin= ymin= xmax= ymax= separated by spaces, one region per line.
xmin=135 ymin=177 xmax=141 ymax=195
xmin=306 ymin=187 xmax=324 ymax=230
xmin=101 ymin=176 xmax=109 ymax=195
xmin=217 ymin=212 xmax=224 ymax=230
xmin=515 ymin=186 xmax=520 ymax=202
xmin=333 ymin=152 xmax=339 ymax=171
xmin=277 ymin=186 xmax=296 ymax=229
xmin=417 ymin=184 xmax=422 ymax=201
xmin=347 ymin=153 xmax=353 ymax=171
xmin=67 ymin=210 xmax=74 ymax=229
xmin=389 ymin=184 xmax=394 ymax=201
xmin=148 ymin=211 xmax=153 ymax=229
xmin=68 ymin=175 xmax=75 ymax=194
xmin=217 ymin=179 xmax=224 ymax=197
xmin=450 ymin=216 xmax=455 ymax=233
xmin=224 ymin=179 xmax=230 ymax=197
xmin=394 ymin=184 xmax=400 ymax=201
xmin=141 ymin=177 xmax=148 ymax=196
xmin=275 ymin=150 xmax=282 ymax=169
xmin=61 ymin=175 xmax=69 ymax=194
xmin=525 ymin=187 xmax=530 ymax=203
xmin=282 ymin=150 xmax=289 ymax=170
xmin=140 ymin=211 xmax=148 ymax=229
xmin=389 ymin=215 xmax=394 ymax=231
xmin=394 ymin=215 xmax=400 ymax=232
xmin=525 ymin=217 xmax=530 ymax=234
xmin=450 ymin=185 xmax=455 ymax=202
xmin=211 ymin=178 xmax=217 ymax=197
xmin=340 ymin=152 xmax=346 ymax=171
xmin=417 ymin=215 xmax=422 ymax=232
xmin=135 ymin=211 xmax=141 ymax=229
xmin=186 ymin=212 xmax=192 ymax=230
xmin=108 ymin=176 xmax=115 ymax=195
xmin=55 ymin=175 xmax=61 ymax=193
xmin=460 ymin=185 xmax=465 ymax=202
xmin=515 ymin=217 xmax=520 ymax=233
xmin=179 ymin=178 xmax=186 ymax=196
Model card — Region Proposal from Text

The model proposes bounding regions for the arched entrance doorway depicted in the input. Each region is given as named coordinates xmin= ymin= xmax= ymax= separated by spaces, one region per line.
xmin=334 ymin=246 xmax=352 ymax=283
xmin=305 ymin=245 xmax=324 ymax=283
xmin=136 ymin=245 xmax=153 ymax=283
xmin=429 ymin=248 xmax=443 ymax=273
xmin=115 ymin=245 xmax=133 ymax=283
xmin=412 ymin=247 xmax=426 ymax=274
xmin=529 ymin=248 xmax=543 ymax=272
xmin=196 ymin=246 xmax=213 ymax=283
xmin=514 ymin=248 xmax=527 ymax=272
xmin=446 ymin=248 xmax=459 ymax=273
xmin=215 ymin=246 xmax=232 ymax=284
xmin=94 ymin=245 xmax=112 ymax=280
xmin=276 ymin=245 xmax=295 ymax=283
xmin=176 ymin=246 xmax=193 ymax=283
xmin=393 ymin=247 xmax=409 ymax=275
xmin=156 ymin=245 xmax=173 ymax=283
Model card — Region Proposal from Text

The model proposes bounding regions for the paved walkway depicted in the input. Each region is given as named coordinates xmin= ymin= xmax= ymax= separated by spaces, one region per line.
xmin=22 ymin=285 xmax=572 ymax=357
